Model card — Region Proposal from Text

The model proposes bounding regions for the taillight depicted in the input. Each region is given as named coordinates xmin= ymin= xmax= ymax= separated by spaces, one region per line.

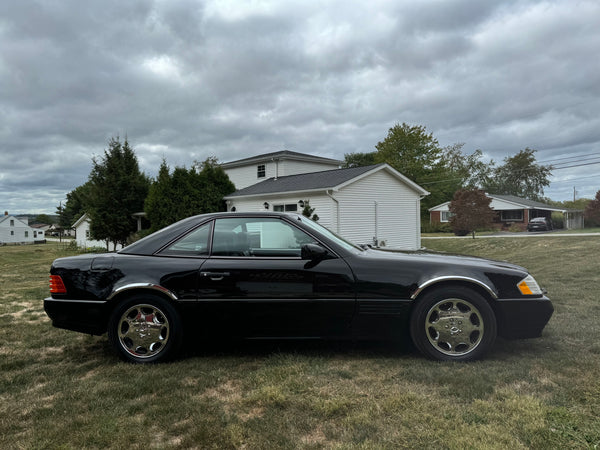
xmin=49 ymin=275 xmax=67 ymax=294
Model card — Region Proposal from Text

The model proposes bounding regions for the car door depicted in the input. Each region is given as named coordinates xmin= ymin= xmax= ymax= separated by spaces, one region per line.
xmin=197 ymin=216 xmax=356 ymax=338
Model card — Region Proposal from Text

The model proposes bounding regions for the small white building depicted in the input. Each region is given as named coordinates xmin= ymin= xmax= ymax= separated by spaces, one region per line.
xmin=73 ymin=214 xmax=122 ymax=251
xmin=0 ymin=213 xmax=43 ymax=244
xmin=224 ymin=162 xmax=429 ymax=250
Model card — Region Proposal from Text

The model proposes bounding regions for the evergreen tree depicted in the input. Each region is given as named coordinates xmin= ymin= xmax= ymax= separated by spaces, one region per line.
xmin=195 ymin=157 xmax=236 ymax=213
xmin=145 ymin=157 xmax=235 ymax=231
xmin=57 ymin=182 xmax=92 ymax=229
xmin=301 ymin=200 xmax=319 ymax=222
xmin=87 ymin=137 xmax=150 ymax=249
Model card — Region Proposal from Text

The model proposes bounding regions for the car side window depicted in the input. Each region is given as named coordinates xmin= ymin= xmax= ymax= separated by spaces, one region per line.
xmin=160 ymin=222 xmax=211 ymax=256
xmin=212 ymin=217 xmax=315 ymax=257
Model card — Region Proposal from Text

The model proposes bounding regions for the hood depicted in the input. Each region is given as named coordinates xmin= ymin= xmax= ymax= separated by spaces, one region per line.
xmin=363 ymin=248 xmax=528 ymax=273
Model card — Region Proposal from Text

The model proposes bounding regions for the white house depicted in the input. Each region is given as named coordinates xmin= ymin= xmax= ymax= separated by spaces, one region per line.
xmin=224 ymin=162 xmax=429 ymax=250
xmin=73 ymin=214 xmax=123 ymax=251
xmin=221 ymin=150 xmax=342 ymax=190
xmin=0 ymin=213 xmax=43 ymax=244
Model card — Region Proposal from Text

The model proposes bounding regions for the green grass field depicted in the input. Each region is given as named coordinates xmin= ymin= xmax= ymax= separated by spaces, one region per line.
xmin=1 ymin=238 xmax=599 ymax=449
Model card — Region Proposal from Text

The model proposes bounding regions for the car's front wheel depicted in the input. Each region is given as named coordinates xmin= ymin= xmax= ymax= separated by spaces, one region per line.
xmin=410 ymin=286 xmax=497 ymax=361
xmin=108 ymin=294 xmax=182 ymax=363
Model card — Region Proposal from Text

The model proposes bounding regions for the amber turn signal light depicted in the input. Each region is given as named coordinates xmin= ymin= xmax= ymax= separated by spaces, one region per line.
xmin=49 ymin=275 xmax=67 ymax=294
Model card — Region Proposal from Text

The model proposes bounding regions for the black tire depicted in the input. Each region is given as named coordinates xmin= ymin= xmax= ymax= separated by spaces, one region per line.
xmin=410 ymin=286 xmax=497 ymax=362
xmin=108 ymin=294 xmax=183 ymax=363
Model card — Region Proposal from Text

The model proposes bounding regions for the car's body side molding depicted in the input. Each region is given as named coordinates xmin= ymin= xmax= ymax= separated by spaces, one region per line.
xmin=411 ymin=276 xmax=498 ymax=300
xmin=108 ymin=283 xmax=179 ymax=301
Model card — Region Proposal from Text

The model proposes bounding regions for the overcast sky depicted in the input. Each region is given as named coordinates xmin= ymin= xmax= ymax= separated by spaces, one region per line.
xmin=1 ymin=0 xmax=599 ymax=215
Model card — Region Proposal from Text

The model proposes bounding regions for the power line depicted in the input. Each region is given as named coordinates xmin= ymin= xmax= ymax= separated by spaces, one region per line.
xmin=419 ymin=158 xmax=600 ymax=186
xmin=538 ymin=152 xmax=600 ymax=164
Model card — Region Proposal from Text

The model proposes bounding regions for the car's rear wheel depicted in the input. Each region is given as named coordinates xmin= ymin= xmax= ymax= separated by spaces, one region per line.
xmin=410 ymin=286 xmax=497 ymax=361
xmin=108 ymin=294 xmax=182 ymax=363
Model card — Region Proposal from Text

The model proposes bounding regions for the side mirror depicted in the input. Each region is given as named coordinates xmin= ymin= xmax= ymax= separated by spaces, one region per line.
xmin=301 ymin=243 xmax=329 ymax=261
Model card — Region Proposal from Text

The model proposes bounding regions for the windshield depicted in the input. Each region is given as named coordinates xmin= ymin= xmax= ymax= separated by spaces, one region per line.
xmin=296 ymin=216 xmax=363 ymax=252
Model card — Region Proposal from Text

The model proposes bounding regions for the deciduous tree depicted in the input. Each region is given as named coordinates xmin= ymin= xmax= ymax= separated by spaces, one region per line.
xmin=584 ymin=190 xmax=600 ymax=226
xmin=449 ymin=189 xmax=495 ymax=238
xmin=484 ymin=148 xmax=551 ymax=200
xmin=374 ymin=122 xmax=444 ymax=183
xmin=342 ymin=151 xmax=376 ymax=168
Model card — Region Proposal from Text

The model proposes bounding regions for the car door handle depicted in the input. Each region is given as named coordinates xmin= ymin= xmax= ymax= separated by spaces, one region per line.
xmin=200 ymin=271 xmax=231 ymax=280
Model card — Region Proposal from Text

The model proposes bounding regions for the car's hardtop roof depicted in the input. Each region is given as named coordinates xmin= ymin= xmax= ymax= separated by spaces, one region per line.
xmin=119 ymin=211 xmax=305 ymax=256
xmin=530 ymin=217 xmax=547 ymax=221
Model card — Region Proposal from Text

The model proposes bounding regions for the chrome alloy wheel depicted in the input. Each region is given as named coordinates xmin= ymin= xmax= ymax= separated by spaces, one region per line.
xmin=425 ymin=298 xmax=484 ymax=357
xmin=117 ymin=304 xmax=170 ymax=359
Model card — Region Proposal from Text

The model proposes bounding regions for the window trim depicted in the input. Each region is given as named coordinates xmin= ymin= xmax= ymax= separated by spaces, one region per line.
xmin=500 ymin=210 xmax=524 ymax=222
xmin=257 ymin=164 xmax=266 ymax=178
xmin=440 ymin=211 xmax=454 ymax=222
xmin=155 ymin=216 xmax=341 ymax=260
xmin=273 ymin=203 xmax=298 ymax=212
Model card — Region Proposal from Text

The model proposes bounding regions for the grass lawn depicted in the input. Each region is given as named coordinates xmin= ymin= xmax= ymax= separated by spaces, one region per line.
xmin=1 ymin=239 xmax=599 ymax=449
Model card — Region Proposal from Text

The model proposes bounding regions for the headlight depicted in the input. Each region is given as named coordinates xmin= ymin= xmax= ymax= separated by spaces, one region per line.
xmin=517 ymin=275 xmax=543 ymax=296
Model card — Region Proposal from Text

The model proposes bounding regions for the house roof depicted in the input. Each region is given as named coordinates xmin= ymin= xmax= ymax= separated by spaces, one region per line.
xmin=429 ymin=193 xmax=566 ymax=212
xmin=72 ymin=213 xmax=90 ymax=229
xmin=224 ymin=163 xmax=429 ymax=198
xmin=488 ymin=194 xmax=565 ymax=211
xmin=220 ymin=150 xmax=342 ymax=169
xmin=0 ymin=215 xmax=27 ymax=226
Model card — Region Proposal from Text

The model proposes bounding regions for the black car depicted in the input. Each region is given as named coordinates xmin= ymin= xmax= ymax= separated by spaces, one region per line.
xmin=45 ymin=212 xmax=553 ymax=363
xmin=527 ymin=217 xmax=553 ymax=232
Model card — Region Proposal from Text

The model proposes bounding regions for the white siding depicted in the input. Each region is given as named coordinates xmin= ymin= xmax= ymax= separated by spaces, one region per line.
xmin=278 ymin=161 xmax=339 ymax=177
xmin=75 ymin=219 xmax=122 ymax=251
xmin=488 ymin=198 xmax=525 ymax=211
xmin=0 ymin=216 xmax=35 ymax=244
xmin=335 ymin=170 xmax=421 ymax=250
xmin=224 ymin=160 xmax=339 ymax=190
xmin=228 ymin=170 xmax=422 ymax=250
xmin=228 ymin=194 xmax=337 ymax=231
xmin=223 ymin=164 xmax=277 ymax=190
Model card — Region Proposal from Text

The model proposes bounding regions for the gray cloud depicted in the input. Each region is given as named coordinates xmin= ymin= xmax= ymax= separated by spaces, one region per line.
xmin=1 ymin=0 xmax=599 ymax=214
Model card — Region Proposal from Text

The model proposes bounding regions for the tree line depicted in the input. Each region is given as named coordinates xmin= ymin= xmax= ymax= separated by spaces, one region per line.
xmin=57 ymin=127 xmax=600 ymax=248
xmin=57 ymin=137 xmax=235 ymax=250
xmin=343 ymin=122 xmax=553 ymax=215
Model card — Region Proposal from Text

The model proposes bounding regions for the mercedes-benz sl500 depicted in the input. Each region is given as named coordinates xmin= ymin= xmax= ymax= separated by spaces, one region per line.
xmin=45 ymin=212 xmax=553 ymax=363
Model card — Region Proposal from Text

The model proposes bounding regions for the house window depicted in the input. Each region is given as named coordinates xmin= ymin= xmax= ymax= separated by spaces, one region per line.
xmin=441 ymin=211 xmax=454 ymax=222
xmin=25 ymin=231 xmax=29 ymax=238
xmin=257 ymin=164 xmax=266 ymax=178
xmin=501 ymin=210 xmax=523 ymax=221
xmin=273 ymin=204 xmax=298 ymax=212
xmin=11 ymin=231 xmax=14 ymax=236
xmin=10 ymin=219 xmax=14 ymax=226
xmin=86 ymin=230 xmax=91 ymax=238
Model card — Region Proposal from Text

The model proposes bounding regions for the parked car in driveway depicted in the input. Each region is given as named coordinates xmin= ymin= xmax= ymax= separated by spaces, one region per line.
xmin=527 ymin=217 xmax=553 ymax=232
xmin=45 ymin=212 xmax=553 ymax=363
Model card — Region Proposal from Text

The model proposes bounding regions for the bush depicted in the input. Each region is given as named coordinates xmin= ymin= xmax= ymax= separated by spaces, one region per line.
xmin=551 ymin=212 xmax=564 ymax=229
xmin=421 ymin=222 xmax=452 ymax=233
